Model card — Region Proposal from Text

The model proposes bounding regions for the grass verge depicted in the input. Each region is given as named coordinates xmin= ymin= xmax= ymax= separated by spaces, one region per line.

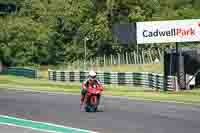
xmin=1 ymin=75 xmax=200 ymax=105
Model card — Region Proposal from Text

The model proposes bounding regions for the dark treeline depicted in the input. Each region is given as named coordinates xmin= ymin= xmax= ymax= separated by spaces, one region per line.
xmin=0 ymin=0 xmax=200 ymax=66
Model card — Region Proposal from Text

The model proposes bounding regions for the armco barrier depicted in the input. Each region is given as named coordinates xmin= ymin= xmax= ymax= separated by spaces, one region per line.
xmin=1 ymin=67 xmax=37 ymax=78
xmin=48 ymin=69 xmax=176 ymax=90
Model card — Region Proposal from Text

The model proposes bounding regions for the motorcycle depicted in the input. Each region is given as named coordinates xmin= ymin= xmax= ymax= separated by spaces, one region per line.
xmin=84 ymin=82 xmax=103 ymax=112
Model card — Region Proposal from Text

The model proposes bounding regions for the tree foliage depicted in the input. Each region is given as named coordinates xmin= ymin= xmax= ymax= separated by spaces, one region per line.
xmin=0 ymin=0 xmax=199 ymax=66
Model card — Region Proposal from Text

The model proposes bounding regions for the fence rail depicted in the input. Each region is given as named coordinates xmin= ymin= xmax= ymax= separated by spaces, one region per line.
xmin=1 ymin=67 xmax=37 ymax=78
xmin=69 ymin=49 xmax=163 ymax=69
xmin=48 ymin=70 xmax=175 ymax=90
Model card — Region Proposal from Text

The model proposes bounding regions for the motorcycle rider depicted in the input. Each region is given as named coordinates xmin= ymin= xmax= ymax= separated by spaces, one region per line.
xmin=80 ymin=70 xmax=103 ymax=111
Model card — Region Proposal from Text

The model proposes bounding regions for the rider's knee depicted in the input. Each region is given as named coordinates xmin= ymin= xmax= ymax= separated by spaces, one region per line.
xmin=81 ymin=89 xmax=87 ymax=96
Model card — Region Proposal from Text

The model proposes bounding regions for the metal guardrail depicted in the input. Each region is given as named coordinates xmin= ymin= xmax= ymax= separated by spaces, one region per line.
xmin=1 ymin=67 xmax=37 ymax=78
xmin=48 ymin=69 xmax=176 ymax=90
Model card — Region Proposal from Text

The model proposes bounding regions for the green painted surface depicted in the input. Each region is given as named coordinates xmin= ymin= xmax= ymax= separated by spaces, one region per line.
xmin=0 ymin=115 xmax=97 ymax=133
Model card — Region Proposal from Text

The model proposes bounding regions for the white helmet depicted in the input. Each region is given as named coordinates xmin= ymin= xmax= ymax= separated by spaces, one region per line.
xmin=89 ymin=70 xmax=96 ymax=78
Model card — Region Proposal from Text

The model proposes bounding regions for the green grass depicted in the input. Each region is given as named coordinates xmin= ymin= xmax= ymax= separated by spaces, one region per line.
xmin=0 ymin=75 xmax=81 ymax=93
xmin=1 ymin=75 xmax=200 ymax=105
xmin=93 ymin=64 xmax=163 ymax=73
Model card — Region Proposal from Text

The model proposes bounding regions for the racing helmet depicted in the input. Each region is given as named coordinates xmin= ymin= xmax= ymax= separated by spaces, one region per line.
xmin=88 ymin=70 xmax=96 ymax=79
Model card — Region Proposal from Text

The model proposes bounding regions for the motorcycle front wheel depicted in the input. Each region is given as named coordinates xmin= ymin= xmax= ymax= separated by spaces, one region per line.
xmin=85 ymin=96 xmax=99 ymax=112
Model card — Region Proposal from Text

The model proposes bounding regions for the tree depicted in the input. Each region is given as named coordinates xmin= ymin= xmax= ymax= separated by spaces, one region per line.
xmin=0 ymin=0 xmax=200 ymax=66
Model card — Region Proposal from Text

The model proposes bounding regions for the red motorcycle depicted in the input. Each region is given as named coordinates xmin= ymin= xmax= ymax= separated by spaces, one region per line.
xmin=84 ymin=82 xmax=103 ymax=112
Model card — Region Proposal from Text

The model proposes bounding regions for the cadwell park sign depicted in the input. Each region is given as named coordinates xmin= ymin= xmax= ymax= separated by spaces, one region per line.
xmin=136 ymin=19 xmax=200 ymax=44
xmin=110 ymin=19 xmax=200 ymax=90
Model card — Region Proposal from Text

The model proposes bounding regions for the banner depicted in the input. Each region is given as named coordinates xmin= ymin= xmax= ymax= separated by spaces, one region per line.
xmin=112 ymin=23 xmax=137 ymax=44
xmin=136 ymin=19 xmax=200 ymax=44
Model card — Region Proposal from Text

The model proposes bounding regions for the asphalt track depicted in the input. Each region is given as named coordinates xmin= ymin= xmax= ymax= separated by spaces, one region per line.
xmin=0 ymin=125 xmax=48 ymax=133
xmin=0 ymin=89 xmax=200 ymax=133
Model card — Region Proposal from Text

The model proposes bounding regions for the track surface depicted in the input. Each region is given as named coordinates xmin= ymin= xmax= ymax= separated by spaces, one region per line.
xmin=0 ymin=89 xmax=200 ymax=133
xmin=0 ymin=125 xmax=48 ymax=133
